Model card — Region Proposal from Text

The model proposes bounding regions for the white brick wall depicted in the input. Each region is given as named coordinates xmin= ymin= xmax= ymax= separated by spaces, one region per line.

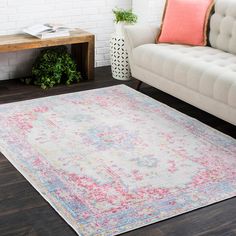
xmin=0 ymin=0 xmax=131 ymax=81
xmin=132 ymin=0 xmax=165 ymax=25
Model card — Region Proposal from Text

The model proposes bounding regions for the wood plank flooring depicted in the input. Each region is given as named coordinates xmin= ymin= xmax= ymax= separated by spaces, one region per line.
xmin=0 ymin=66 xmax=235 ymax=236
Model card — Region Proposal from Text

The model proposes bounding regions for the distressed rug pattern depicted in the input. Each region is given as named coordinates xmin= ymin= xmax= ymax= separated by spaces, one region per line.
xmin=0 ymin=85 xmax=235 ymax=235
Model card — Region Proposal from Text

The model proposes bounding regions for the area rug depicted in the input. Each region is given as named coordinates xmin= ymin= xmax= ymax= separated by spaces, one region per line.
xmin=0 ymin=85 xmax=235 ymax=236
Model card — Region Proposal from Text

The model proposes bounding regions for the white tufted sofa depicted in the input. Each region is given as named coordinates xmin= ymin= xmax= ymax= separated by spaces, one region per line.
xmin=124 ymin=0 xmax=236 ymax=125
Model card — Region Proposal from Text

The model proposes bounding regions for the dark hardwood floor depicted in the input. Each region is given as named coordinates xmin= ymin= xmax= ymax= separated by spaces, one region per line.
xmin=0 ymin=66 xmax=235 ymax=236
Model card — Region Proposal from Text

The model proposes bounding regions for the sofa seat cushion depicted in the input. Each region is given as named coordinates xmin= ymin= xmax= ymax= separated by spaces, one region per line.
xmin=133 ymin=44 xmax=236 ymax=108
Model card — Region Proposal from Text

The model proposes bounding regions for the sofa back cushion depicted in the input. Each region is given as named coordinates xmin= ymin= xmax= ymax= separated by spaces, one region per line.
xmin=209 ymin=0 xmax=236 ymax=54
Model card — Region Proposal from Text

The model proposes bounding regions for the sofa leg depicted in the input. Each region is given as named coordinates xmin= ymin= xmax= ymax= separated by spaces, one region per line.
xmin=136 ymin=81 xmax=143 ymax=91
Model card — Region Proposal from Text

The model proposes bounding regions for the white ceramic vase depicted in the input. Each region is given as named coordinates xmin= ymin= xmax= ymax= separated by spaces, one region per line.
xmin=114 ymin=22 xmax=128 ymax=36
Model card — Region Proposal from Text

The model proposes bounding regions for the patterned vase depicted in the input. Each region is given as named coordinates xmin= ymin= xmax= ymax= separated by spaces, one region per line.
xmin=110 ymin=33 xmax=131 ymax=81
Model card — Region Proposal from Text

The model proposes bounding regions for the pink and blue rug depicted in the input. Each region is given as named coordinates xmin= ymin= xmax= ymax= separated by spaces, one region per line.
xmin=0 ymin=85 xmax=235 ymax=236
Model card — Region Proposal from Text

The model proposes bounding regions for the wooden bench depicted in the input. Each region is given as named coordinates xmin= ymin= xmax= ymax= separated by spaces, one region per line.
xmin=0 ymin=29 xmax=95 ymax=80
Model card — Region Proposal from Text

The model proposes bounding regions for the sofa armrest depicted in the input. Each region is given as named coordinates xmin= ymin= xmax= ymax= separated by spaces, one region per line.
xmin=124 ymin=24 xmax=160 ymax=72
xmin=124 ymin=25 xmax=160 ymax=50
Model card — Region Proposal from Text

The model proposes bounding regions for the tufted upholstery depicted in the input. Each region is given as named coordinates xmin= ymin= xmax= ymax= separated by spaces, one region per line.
xmin=133 ymin=44 xmax=236 ymax=108
xmin=209 ymin=0 xmax=236 ymax=54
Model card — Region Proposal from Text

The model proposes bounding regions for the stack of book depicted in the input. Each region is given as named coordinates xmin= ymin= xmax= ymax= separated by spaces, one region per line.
xmin=23 ymin=24 xmax=71 ymax=39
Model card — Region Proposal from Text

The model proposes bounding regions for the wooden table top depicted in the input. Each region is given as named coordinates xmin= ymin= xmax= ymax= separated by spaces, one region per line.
xmin=0 ymin=29 xmax=94 ymax=53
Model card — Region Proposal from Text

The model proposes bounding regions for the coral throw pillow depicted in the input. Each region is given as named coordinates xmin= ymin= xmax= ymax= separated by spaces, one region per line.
xmin=157 ymin=0 xmax=214 ymax=46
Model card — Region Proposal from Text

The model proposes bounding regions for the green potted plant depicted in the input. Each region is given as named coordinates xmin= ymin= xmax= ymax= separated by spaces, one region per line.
xmin=22 ymin=46 xmax=81 ymax=89
xmin=112 ymin=8 xmax=138 ymax=36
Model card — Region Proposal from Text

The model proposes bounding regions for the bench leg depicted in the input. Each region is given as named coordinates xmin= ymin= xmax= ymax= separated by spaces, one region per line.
xmin=71 ymin=36 xmax=95 ymax=80
xmin=87 ymin=36 xmax=95 ymax=80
